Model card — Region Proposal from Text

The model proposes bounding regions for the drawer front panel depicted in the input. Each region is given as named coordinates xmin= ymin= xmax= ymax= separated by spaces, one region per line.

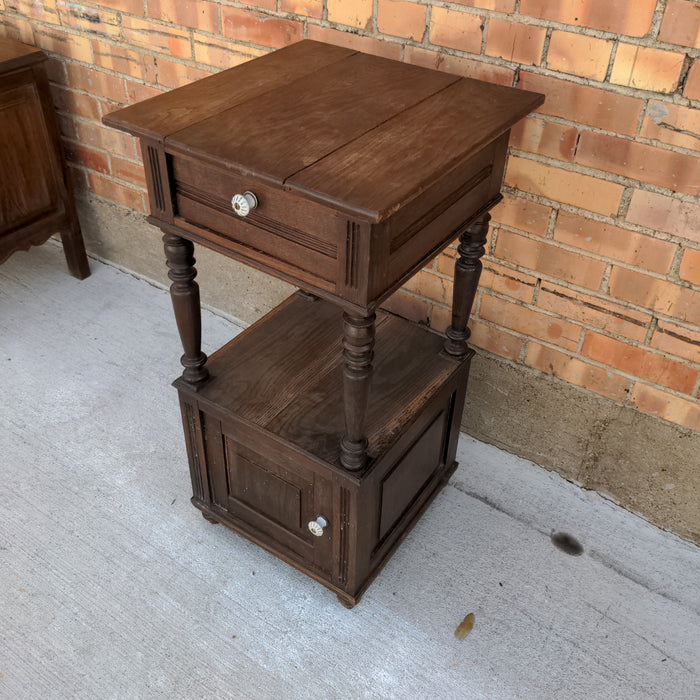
xmin=170 ymin=154 xmax=344 ymax=286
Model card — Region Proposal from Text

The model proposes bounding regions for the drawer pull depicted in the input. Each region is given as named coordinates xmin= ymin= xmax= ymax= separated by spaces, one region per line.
xmin=308 ymin=515 xmax=329 ymax=537
xmin=231 ymin=191 xmax=258 ymax=217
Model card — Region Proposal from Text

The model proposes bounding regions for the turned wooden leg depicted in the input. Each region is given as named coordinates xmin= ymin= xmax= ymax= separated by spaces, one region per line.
xmin=340 ymin=311 xmax=376 ymax=471
xmin=163 ymin=232 xmax=208 ymax=386
xmin=444 ymin=213 xmax=490 ymax=358
xmin=60 ymin=216 xmax=90 ymax=280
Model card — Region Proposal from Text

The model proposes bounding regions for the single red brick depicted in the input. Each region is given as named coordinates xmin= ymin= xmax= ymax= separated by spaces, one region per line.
xmin=381 ymin=290 xmax=429 ymax=324
xmin=125 ymin=80 xmax=165 ymax=105
xmin=377 ymin=0 xmax=426 ymax=41
xmin=327 ymin=0 xmax=373 ymax=30
xmin=640 ymin=101 xmax=700 ymax=153
xmin=64 ymin=142 xmax=110 ymax=175
xmin=478 ymin=262 xmax=539 ymax=303
xmin=429 ymin=6 xmax=484 ymax=55
xmin=546 ymin=30 xmax=613 ymax=82
xmin=509 ymin=117 xmax=578 ymax=162
xmin=0 ymin=16 xmax=35 ymax=44
xmin=222 ymin=7 xmax=303 ymax=48
xmin=575 ymin=132 xmax=700 ymax=196
xmin=32 ymin=25 xmax=93 ymax=63
xmin=610 ymin=44 xmax=685 ymax=93
xmin=554 ymin=211 xmax=677 ymax=274
xmin=91 ymin=0 xmax=144 ymax=14
xmin=280 ymin=0 xmax=323 ymax=18
xmin=450 ymin=1 xmax=516 ymax=11
xmin=625 ymin=191 xmax=700 ymax=245
xmin=92 ymin=41 xmax=157 ymax=83
xmin=537 ymin=282 xmax=652 ymax=342
xmin=87 ymin=171 xmax=146 ymax=212
xmin=402 ymin=269 xmax=452 ymax=306
xmin=66 ymin=63 xmax=127 ymax=102
xmin=608 ymin=267 xmax=700 ymax=325
xmin=491 ymin=194 xmax=551 ymax=236
xmin=520 ymin=0 xmax=657 ymax=37
xmin=505 ymin=156 xmax=624 ymax=217
xmin=650 ymin=319 xmax=700 ymax=364
xmin=525 ymin=342 xmax=630 ymax=401
xmin=581 ymin=331 xmax=698 ymax=393
xmin=679 ymin=248 xmax=700 ymax=285
xmin=684 ymin=60 xmax=700 ymax=101
xmin=479 ymin=294 xmax=582 ymax=351
xmin=245 ymin=0 xmax=277 ymax=10
xmin=658 ymin=0 xmax=700 ymax=49
xmin=403 ymin=45 xmax=515 ymax=86
xmin=110 ymin=155 xmax=147 ymax=189
xmin=494 ymin=228 xmax=606 ymax=289
xmin=157 ymin=59 xmax=211 ymax=89
xmin=193 ymin=34 xmax=266 ymax=70
xmin=468 ymin=319 xmax=524 ymax=361
xmin=51 ymin=85 xmax=102 ymax=120
xmin=147 ymin=0 xmax=220 ymax=33
xmin=5 ymin=0 xmax=61 ymax=24
xmin=308 ymin=26 xmax=402 ymax=60
xmin=75 ymin=120 xmax=137 ymax=160
xmin=122 ymin=16 xmax=192 ymax=59
xmin=518 ymin=72 xmax=644 ymax=137
xmin=429 ymin=304 xmax=451 ymax=334
xmin=485 ymin=19 xmax=546 ymax=66
xmin=630 ymin=384 xmax=700 ymax=431
xmin=56 ymin=1 xmax=121 ymax=37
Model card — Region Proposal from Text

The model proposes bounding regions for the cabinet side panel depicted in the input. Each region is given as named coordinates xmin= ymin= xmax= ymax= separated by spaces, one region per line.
xmin=0 ymin=73 xmax=59 ymax=233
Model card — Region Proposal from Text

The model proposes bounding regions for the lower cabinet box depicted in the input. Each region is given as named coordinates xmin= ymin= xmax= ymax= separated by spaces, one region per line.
xmin=175 ymin=293 xmax=471 ymax=606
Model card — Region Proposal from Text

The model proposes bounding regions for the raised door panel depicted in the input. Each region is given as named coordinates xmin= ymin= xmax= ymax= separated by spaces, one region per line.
xmin=208 ymin=420 xmax=334 ymax=577
xmin=0 ymin=72 xmax=60 ymax=234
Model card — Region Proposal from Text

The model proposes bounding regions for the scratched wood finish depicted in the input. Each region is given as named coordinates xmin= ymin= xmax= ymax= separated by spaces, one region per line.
xmin=176 ymin=293 xmax=471 ymax=606
xmin=0 ymin=37 xmax=89 ymax=279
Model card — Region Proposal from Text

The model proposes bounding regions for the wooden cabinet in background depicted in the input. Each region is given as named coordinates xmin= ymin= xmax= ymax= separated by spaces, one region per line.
xmin=0 ymin=37 xmax=89 ymax=279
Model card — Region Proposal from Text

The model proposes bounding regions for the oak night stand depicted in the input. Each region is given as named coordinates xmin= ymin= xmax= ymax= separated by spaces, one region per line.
xmin=105 ymin=40 xmax=543 ymax=607
xmin=0 ymin=37 xmax=90 ymax=279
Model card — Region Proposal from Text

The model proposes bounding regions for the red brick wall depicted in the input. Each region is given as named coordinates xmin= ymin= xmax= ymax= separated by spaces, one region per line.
xmin=2 ymin=1 xmax=698 ymax=432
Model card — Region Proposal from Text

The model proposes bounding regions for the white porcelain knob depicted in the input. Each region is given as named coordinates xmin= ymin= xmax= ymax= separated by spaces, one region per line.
xmin=231 ymin=191 xmax=258 ymax=217
xmin=308 ymin=515 xmax=328 ymax=537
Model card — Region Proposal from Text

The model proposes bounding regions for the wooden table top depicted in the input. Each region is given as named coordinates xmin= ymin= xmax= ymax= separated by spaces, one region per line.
xmin=0 ymin=37 xmax=45 ymax=74
xmin=105 ymin=40 xmax=543 ymax=224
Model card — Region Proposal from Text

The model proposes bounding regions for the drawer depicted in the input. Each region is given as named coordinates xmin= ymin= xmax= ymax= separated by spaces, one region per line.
xmin=169 ymin=153 xmax=345 ymax=290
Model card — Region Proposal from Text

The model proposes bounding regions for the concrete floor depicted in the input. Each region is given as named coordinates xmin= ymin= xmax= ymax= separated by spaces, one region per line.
xmin=1 ymin=242 xmax=698 ymax=699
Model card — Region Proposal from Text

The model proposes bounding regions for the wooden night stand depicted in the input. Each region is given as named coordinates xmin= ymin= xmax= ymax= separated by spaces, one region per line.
xmin=0 ymin=37 xmax=89 ymax=279
xmin=104 ymin=40 xmax=543 ymax=607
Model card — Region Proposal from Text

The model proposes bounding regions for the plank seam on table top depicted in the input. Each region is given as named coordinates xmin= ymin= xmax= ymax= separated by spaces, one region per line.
xmin=164 ymin=52 xmax=459 ymax=193
xmin=278 ymin=74 xmax=462 ymax=185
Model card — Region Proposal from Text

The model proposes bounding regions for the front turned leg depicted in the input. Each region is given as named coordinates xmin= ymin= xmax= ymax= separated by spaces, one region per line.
xmin=444 ymin=213 xmax=490 ymax=358
xmin=340 ymin=311 xmax=376 ymax=471
xmin=163 ymin=233 xmax=208 ymax=386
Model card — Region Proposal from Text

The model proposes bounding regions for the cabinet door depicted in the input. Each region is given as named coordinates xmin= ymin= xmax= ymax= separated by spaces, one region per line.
xmin=205 ymin=415 xmax=335 ymax=577
xmin=0 ymin=69 xmax=61 ymax=234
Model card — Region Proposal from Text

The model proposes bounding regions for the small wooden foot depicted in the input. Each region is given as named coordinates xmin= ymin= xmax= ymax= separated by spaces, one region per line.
xmin=60 ymin=218 xmax=90 ymax=280
xmin=337 ymin=593 xmax=355 ymax=609
xmin=202 ymin=512 xmax=218 ymax=524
